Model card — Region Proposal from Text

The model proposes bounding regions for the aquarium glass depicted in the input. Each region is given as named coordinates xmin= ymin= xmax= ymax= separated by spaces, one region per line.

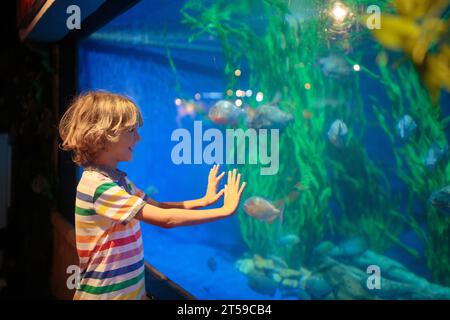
xmin=77 ymin=0 xmax=450 ymax=299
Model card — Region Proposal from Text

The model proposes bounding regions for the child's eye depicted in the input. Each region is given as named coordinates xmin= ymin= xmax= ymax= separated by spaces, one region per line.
xmin=128 ymin=128 xmax=135 ymax=133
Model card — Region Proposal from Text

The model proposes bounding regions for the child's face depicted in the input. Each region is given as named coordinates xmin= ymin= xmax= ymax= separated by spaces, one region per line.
xmin=101 ymin=126 xmax=141 ymax=165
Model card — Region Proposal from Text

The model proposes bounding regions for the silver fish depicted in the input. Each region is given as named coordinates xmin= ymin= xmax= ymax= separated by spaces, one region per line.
xmin=243 ymin=196 xmax=284 ymax=224
xmin=424 ymin=143 xmax=448 ymax=170
xmin=318 ymin=54 xmax=351 ymax=77
xmin=396 ymin=114 xmax=417 ymax=140
xmin=328 ymin=119 xmax=348 ymax=148
xmin=247 ymin=104 xmax=293 ymax=130
xmin=208 ymin=100 xmax=245 ymax=125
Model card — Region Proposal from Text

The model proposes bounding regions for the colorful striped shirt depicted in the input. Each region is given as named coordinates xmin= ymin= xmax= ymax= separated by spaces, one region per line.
xmin=73 ymin=166 xmax=148 ymax=300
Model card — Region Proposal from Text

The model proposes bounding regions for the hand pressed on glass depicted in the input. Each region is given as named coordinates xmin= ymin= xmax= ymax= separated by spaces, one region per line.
xmin=223 ymin=168 xmax=246 ymax=216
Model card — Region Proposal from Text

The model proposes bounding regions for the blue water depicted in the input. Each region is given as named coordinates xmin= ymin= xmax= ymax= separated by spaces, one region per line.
xmin=77 ymin=0 xmax=258 ymax=299
xmin=77 ymin=0 xmax=450 ymax=299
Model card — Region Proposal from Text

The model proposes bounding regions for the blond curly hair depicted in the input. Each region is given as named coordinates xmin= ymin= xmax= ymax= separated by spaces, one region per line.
xmin=59 ymin=91 xmax=143 ymax=166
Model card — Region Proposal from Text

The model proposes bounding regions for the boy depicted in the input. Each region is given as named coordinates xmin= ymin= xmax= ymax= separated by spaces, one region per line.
xmin=59 ymin=91 xmax=246 ymax=300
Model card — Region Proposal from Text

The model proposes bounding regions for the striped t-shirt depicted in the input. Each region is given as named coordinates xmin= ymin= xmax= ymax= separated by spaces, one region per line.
xmin=73 ymin=166 xmax=148 ymax=300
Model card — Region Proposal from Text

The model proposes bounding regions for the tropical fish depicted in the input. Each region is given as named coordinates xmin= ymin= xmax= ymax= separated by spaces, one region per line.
xmin=278 ymin=234 xmax=300 ymax=246
xmin=246 ymin=104 xmax=293 ymax=130
xmin=327 ymin=119 xmax=348 ymax=148
xmin=396 ymin=114 xmax=417 ymax=140
xmin=208 ymin=100 xmax=245 ymax=125
xmin=318 ymin=54 xmax=351 ymax=77
xmin=243 ymin=196 xmax=284 ymax=224
xmin=429 ymin=185 xmax=450 ymax=215
xmin=423 ymin=143 xmax=449 ymax=170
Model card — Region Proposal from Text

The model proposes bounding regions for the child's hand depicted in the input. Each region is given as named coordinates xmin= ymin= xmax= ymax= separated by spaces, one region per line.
xmin=203 ymin=164 xmax=226 ymax=206
xmin=223 ymin=169 xmax=246 ymax=216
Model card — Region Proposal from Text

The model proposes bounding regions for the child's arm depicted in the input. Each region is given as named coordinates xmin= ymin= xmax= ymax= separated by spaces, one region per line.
xmin=135 ymin=169 xmax=245 ymax=228
xmin=147 ymin=164 xmax=225 ymax=210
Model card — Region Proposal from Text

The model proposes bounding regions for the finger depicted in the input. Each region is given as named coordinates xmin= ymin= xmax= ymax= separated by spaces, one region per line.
xmin=214 ymin=163 xmax=219 ymax=175
xmin=232 ymin=169 xmax=237 ymax=183
xmin=216 ymin=163 xmax=220 ymax=174
xmin=236 ymin=173 xmax=241 ymax=189
xmin=217 ymin=171 xmax=225 ymax=182
xmin=238 ymin=181 xmax=246 ymax=197
xmin=209 ymin=165 xmax=215 ymax=178
xmin=216 ymin=188 xmax=225 ymax=199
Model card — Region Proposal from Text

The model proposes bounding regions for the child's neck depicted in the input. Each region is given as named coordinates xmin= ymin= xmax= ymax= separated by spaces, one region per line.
xmin=92 ymin=158 xmax=118 ymax=170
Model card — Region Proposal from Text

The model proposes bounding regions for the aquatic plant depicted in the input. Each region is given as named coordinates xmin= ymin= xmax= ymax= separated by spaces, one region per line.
xmin=363 ymin=57 xmax=450 ymax=284
xmin=350 ymin=0 xmax=450 ymax=285
xmin=179 ymin=0 xmax=450 ymax=287
xmin=181 ymin=0 xmax=334 ymax=267
xmin=363 ymin=0 xmax=450 ymax=101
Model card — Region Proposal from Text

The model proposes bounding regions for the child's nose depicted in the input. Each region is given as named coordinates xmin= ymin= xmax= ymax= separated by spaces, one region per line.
xmin=135 ymin=130 xmax=141 ymax=142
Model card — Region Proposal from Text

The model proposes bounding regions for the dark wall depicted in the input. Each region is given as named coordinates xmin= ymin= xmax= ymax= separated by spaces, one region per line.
xmin=0 ymin=2 xmax=55 ymax=299
xmin=0 ymin=0 xmax=142 ymax=299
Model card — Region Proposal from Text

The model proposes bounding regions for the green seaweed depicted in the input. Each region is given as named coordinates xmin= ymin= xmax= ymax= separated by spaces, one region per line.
xmin=179 ymin=0 xmax=450 ymax=288
xmin=366 ymin=58 xmax=449 ymax=284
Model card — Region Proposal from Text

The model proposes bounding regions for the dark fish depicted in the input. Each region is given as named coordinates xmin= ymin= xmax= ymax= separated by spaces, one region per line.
xmin=246 ymin=104 xmax=293 ymax=130
xmin=429 ymin=185 xmax=450 ymax=215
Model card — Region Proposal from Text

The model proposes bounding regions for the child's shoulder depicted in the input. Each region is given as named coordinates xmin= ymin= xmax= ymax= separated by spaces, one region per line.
xmin=77 ymin=170 xmax=117 ymax=196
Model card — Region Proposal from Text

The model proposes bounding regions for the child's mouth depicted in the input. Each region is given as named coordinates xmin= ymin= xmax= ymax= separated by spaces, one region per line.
xmin=129 ymin=146 xmax=134 ymax=152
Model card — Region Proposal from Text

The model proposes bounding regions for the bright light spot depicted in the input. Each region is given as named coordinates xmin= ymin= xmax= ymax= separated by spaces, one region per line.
xmin=236 ymin=90 xmax=244 ymax=97
xmin=226 ymin=89 xmax=233 ymax=96
xmin=235 ymin=99 xmax=243 ymax=107
xmin=234 ymin=69 xmax=241 ymax=77
xmin=353 ymin=64 xmax=361 ymax=72
xmin=304 ymin=83 xmax=311 ymax=90
xmin=175 ymin=98 xmax=182 ymax=106
xmin=194 ymin=93 xmax=201 ymax=100
xmin=256 ymin=92 xmax=264 ymax=102
xmin=331 ymin=2 xmax=349 ymax=23
xmin=186 ymin=103 xmax=195 ymax=113
xmin=246 ymin=89 xmax=253 ymax=97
